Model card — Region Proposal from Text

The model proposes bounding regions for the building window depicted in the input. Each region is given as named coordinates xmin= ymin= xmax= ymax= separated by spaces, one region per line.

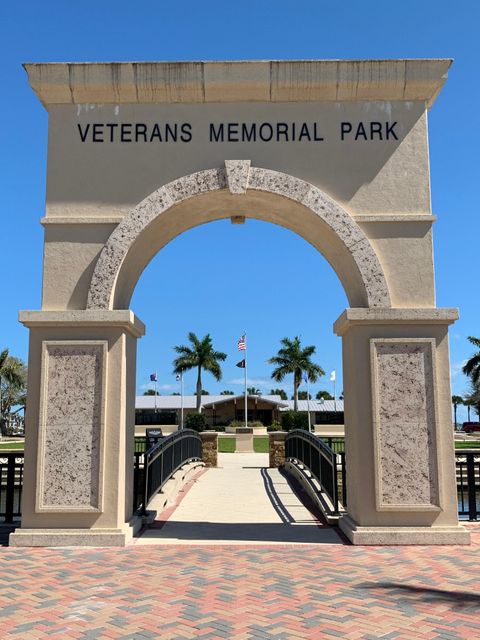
xmin=314 ymin=411 xmax=344 ymax=425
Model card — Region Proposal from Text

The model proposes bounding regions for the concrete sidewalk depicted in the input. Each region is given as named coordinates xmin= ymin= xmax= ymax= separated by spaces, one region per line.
xmin=135 ymin=453 xmax=342 ymax=545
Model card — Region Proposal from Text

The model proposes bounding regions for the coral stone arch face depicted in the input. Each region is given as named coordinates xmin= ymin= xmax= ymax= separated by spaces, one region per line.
xmin=86 ymin=162 xmax=391 ymax=310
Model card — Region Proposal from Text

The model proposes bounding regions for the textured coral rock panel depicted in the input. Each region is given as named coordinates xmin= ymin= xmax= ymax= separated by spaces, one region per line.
xmin=39 ymin=342 xmax=105 ymax=511
xmin=372 ymin=340 xmax=439 ymax=507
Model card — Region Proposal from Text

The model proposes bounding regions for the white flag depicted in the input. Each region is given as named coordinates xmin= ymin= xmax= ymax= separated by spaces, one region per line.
xmin=330 ymin=370 xmax=336 ymax=382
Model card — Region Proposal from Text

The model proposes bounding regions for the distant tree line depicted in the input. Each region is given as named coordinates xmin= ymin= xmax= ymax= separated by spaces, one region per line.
xmin=452 ymin=336 xmax=480 ymax=425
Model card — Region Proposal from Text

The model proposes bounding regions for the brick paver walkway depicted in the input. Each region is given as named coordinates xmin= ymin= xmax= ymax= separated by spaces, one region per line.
xmin=1 ymin=530 xmax=479 ymax=639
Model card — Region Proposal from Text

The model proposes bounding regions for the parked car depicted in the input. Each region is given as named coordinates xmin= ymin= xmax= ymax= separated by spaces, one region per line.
xmin=461 ymin=422 xmax=480 ymax=433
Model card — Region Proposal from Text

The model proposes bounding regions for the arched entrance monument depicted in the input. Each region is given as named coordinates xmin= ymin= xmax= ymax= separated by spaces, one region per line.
xmin=11 ymin=59 xmax=469 ymax=546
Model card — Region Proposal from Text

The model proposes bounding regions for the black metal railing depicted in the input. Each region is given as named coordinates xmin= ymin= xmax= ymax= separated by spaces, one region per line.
xmin=319 ymin=437 xmax=345 ymax=454
xmin=135 ymin=437 xmax=148 ymax=453
xmin=0 ymin=453 xmax=24 ymax=523
xmin=455 ymin=449 xmax=479 ymax=521
xmin=134 ymin=430 xmax=202 ymax=515
xmin=285 ymin=429 xmax=345 ymax=514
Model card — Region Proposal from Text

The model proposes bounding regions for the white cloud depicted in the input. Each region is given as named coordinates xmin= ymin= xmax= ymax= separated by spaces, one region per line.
xmin=139 ymin=382 xmax=179 ymax=391
xmin=227 ymin=377 xmax=272 ymax=387
xmin=451 ymin=360 xmax=467 ymax=378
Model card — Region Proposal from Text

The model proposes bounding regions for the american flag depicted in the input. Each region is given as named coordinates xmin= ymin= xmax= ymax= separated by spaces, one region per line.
xmin=238 ymin=335 xmax=246 ymax=351
xmin=150 ymin=372 xmax=157 ymax=382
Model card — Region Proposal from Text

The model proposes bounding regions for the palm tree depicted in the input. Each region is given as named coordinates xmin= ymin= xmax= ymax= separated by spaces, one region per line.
xmin=268 ymin=336 xmax=324 ymax=411
xmin=173 ymin=333 xmax=226 ymax=412
xmin=270 ymin=388 xmax=287 ymax=400
xmin=220 ymin=390 xmax=235 ymax=395
xmin=464 ymin=383 xmax=480 ymax=422
xmin=247 ymin=387 xmax=261 ymax=395
xmin=0 ymin=350 xmax=27 ymax=435
xmin=451 ymin=395 xmax=464 ymax=428
xmin=464 ymin=397 xmax=472 ymax=422
xmin=463 ymin=336 xmax=480 ymax=385
xmin=316 ymin=390 xmax=333 ymax=401
xmin=297 ymin=391 xmax=311 ymax=400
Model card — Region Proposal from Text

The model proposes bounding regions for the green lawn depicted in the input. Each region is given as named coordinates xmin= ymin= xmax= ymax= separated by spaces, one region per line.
xmin=0 ymin=441 xmax=25 ymax=450
xmin=218 ymin=437 xmax=236 ymax=453
xmin=218 ymin=436 xmax=269 ymax=453
xmin=253 ymin=436 xmax=269 ymax=453
xmin=454 ymin=441 xmax=480 ymax=449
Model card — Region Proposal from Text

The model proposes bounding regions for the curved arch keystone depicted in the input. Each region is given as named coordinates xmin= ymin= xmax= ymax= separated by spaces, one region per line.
xmin=225 ymin=160 xmax=251 ymax=194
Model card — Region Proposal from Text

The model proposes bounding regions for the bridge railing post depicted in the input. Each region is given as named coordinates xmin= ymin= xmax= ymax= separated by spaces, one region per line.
xmin=269 ymin=432 xmax=287 ymax=468
xmin=200 ymin=431 xmax=218 ymax=467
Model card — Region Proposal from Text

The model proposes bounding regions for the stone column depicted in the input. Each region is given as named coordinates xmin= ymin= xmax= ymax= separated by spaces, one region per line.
xmin=10 ymin=310 xmax=145 ymax=547
xmin=200 ymin=432 xmax=218 ymax=467
xmin=334 ymin=308 xmax=470 ymax=545
xmin=269 ymin=432 xmax=287 ymax=468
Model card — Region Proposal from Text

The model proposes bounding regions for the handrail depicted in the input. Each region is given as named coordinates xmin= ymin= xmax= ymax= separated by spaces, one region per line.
xmin=136 ymin=429 xmax=203 ymax=515
xmin=455 ymin=450 xmax=479 ymax=521
xmin=285 ymin=429 xmax=345 ymax=514
xmin=0 ymin=452 xmax=24 ymax=523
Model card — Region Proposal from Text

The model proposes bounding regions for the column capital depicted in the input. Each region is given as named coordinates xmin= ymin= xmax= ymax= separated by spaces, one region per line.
xmin=334 ymin=308 xmax=458 ymax=336
xmin=19 ymin=310 xmax=146 ymax=338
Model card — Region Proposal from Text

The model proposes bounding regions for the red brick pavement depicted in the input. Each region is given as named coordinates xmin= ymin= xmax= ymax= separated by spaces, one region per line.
xmin=0 ymin=528 xmax=479 ymax=639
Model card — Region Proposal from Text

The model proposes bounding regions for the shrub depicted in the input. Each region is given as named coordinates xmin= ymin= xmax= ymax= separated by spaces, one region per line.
xmin=228 ymin=420 xmax=244 ymax=430
xmin=267 ymin=421 xmax=283 ymax=432
xmin=185 ymin=413 xmax=207 ymax=432
xmin=281 ymin=411 xmax=309 ymax=431
xmin=228 ymin=420 xmax=264 ymax=430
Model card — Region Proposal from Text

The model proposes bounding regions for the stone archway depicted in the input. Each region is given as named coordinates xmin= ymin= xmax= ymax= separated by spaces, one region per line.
xmin=86 ymin=162 xmax=391 ymax=311
xmin=11 ymin=58 xmax=469 ymax=547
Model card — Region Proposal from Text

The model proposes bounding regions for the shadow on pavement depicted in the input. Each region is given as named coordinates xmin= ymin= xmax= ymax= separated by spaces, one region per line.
xmin=358 ymin=582 xmax=480 ymax=611
xmin=146 ymin=520 xmax=343 ymax=543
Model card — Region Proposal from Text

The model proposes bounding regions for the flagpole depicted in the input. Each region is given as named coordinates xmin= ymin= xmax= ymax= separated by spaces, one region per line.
xmin=180 ymin=371 xmax=184 ymax=430
xmin=154 ymin=372 xmax=158 ymax=414
xmin=333 ymin=376 xmax=337 ymax=412
xmin=244 ymin=331 xmax=248 ymax=429
xmin=306 ymin=375 xmax=312 ymax=432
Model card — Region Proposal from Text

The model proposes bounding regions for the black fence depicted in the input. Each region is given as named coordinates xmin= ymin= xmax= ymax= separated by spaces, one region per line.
xmin=455 ymin=450 xmax=479 ymax=521
xmin=319 ymin=437 xmax=345 ymax=454
xmin=0 ymin=453 xmax=24 ymax=523
xmin=134 ymin=430 xmax=202 ymax=515
xmin=2 ymin=442 xmax=479 ymax=524
xmin=285 ymin=429 xmax=345 ymax=514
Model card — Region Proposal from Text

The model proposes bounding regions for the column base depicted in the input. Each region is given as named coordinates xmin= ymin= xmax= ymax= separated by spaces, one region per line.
xmin=339 ymin=515 xmax=471 ymax=545
xmin=9 ymin=516 xmax=143 ymax=547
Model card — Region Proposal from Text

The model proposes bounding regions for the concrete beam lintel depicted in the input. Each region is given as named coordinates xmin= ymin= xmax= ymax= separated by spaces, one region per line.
xmin=23 ymin=59 xmax=452 ymax=109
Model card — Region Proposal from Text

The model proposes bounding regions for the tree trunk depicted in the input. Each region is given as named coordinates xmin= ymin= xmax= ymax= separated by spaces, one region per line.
xmin=196 ymin=366 xmax=202 ymax=413
xmin=293 ymin=370 xmax=300 ymax=412
xmin=454 ymin=404 xmax=457 ymax=428
xmin=0 ymin=374 xmax=4 ymax=436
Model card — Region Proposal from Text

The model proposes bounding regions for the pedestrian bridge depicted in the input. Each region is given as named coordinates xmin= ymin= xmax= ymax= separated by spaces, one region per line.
xmin=135 ymin=452 xmax=342 ymax=546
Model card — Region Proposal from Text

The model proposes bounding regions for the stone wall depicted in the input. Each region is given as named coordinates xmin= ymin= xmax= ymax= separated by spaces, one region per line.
xmin=269 ymin=432 xmax=287 ymax=468
xmin=200 ymin=432 xmax=218 ymax=467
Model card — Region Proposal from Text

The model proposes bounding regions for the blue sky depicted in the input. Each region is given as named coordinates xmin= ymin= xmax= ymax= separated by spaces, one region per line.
xmin=1 ymin=2 xmax=479 ymax=416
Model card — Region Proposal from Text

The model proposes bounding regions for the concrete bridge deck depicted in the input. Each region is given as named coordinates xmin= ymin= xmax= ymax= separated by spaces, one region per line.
xmin=135 ymin=453 xmax=342 ymax=545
